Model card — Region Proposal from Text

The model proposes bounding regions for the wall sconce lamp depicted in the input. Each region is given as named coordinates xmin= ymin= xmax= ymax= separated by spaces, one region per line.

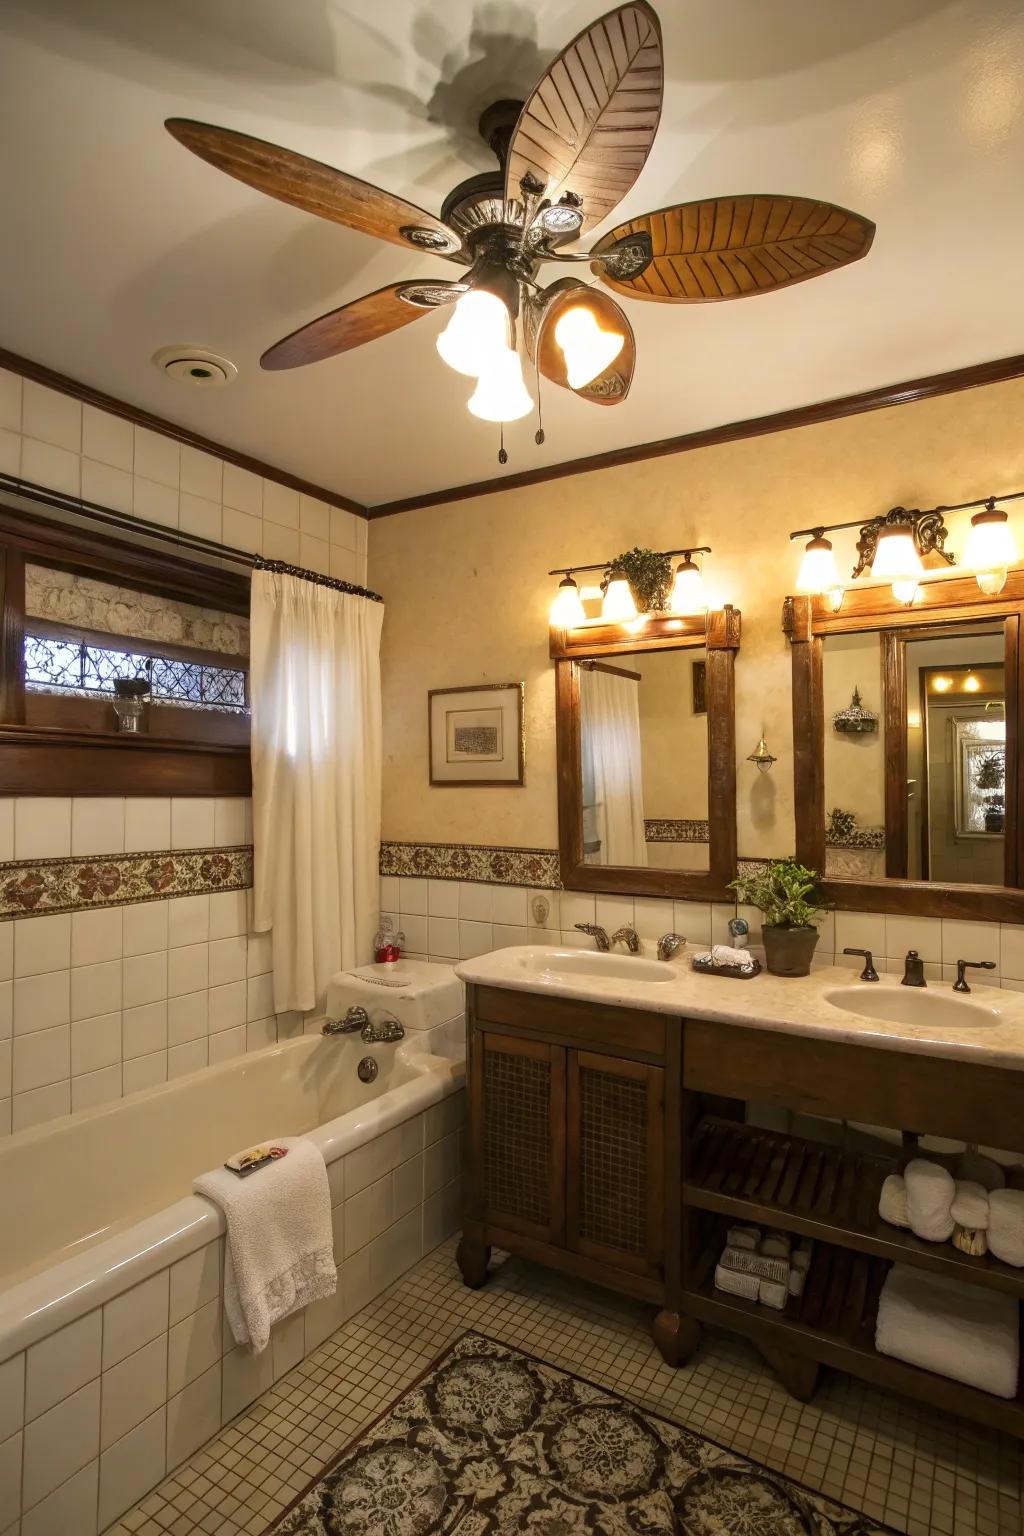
xmin=547 ymin=545 xmax=713 ymax=627
xmin=747 ymin=732 xmax=777 ymax=772
xmin=963 ymin=500 xmax=1018 ymax=596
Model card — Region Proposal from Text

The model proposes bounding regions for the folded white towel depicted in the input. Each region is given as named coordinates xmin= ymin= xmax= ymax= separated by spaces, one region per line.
xmin=950 ymin=1180 xmax=990 ymax=1231
xmin=760 ymin=1230 xmax=791 ymax=1258
xmin=988 ymin=1188 xmax=1024 ymax=1267
xmin=904 ymin=1158 xmax=955 ymax=1242
xmin=714 ymin=1264 xmax=760 ymax=1300
xmin=194 ymin=1136 xmax=337 ymax=1353
xmin=878 ymin=1173 xmax=910 ymax=1229
xmin=758 ymin=1277 xmax=788 ymax=1310
xmin=875 ymin=1264 xmax=1018 ymax=1398
xmin=726 ymin=1224 xmax=760 ymax=1251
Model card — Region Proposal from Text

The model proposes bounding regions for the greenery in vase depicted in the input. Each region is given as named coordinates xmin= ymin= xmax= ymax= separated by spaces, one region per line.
xmin=605 ymin=547 xmax=672 ymax=613
xmin=973 ymin=750 xmax=1004 ymax=792
xmin=729 ymin=858 xmax=823 ymax=930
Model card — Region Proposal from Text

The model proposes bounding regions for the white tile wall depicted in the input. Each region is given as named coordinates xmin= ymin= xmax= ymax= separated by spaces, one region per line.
xmin=380 ymin=877 xmax=1024 ymax=995
xmin=0 ymin=368 xmax=368 ymax=582
xmin=0 ymin=1091 xmax=465 ymax=1533
xmin=0 ymin=796 xmax=282 ymax=1138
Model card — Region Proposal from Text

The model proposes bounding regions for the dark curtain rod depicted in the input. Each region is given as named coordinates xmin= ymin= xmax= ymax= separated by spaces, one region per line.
xmin=548 ymin=546 xmax=712 ymax=577
xmin=0 ymin=474 xmax=382 ymax=602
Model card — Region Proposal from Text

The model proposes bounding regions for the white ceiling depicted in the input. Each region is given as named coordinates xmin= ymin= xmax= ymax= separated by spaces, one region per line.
xmin=1 ymin=0 xmax=1022 ymax=507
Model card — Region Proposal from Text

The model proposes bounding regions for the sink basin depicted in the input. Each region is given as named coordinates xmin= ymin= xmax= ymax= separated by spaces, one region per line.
xmin=824 ymin=985 xmax=1001 ymax=1030
xmin=513 ymin=947 xmax=674 ymax=985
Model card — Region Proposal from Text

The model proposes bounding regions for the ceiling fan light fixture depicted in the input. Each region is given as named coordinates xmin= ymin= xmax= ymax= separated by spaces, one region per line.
xmin=669 ymin=556 xmax=707 ymax=615
xmin=554 ymin=304 xmax=624 ymax=389
xmin=467 ymin=346 xmax=533 ymax=423
xmin=436 ymin=288 xmax=509 ymax=377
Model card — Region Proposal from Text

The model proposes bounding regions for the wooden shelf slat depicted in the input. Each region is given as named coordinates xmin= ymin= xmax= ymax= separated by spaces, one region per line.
xmin=684 ymin=1117 xmax=1024 ymax=1299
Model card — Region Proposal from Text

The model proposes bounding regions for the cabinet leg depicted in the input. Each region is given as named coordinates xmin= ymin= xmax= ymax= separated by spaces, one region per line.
xmin=652 ymin=1309 xmax=701 ymax=1367
xmin=758 ymin=1342 xmax=820 ymax=1403
xmin=456 ymin=1235 xmax=491 ymax=1289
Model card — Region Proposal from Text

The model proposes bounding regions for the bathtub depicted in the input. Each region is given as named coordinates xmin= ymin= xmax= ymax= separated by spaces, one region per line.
xmin=0 ymin=1032 xmax=465 ymax=1533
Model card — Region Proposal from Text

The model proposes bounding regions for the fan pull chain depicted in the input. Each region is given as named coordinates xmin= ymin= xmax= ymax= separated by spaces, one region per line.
xmin=534 ymin=355 xmax=545 ymax=445
xmin=498 ymin=424 xmax=507 ymax=466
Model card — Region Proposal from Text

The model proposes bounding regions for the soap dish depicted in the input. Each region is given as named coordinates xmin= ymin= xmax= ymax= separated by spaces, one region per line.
xmin=691 ymin=954 xmax=762 ymax=980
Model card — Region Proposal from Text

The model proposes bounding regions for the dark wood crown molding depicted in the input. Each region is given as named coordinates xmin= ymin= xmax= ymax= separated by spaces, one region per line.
xmin=369 ymin=350 xmax=1024 ymax=519
xmin=0 ymin=347 xmax=368 ymax=518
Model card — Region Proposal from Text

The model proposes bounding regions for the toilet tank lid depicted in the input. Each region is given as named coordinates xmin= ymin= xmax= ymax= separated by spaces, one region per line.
xmin=346 ymin=959 xmax=456 ymax=992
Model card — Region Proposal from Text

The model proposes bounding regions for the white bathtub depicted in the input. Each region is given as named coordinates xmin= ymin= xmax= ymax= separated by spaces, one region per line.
xmin=0 ymin=1033 xmax=465 ymax=1532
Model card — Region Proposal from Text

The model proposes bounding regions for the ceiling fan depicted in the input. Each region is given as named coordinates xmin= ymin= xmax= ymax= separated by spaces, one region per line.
xmin=166 ymin=1 xmax=874 ymax=447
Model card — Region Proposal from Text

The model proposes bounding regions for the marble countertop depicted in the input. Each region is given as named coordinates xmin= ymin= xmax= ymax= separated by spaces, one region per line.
xmin=455 ymin=945 xmax=1024 ymax=1071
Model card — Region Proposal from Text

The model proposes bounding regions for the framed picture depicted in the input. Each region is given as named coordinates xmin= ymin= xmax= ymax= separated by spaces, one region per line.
xmin=428 ymin=683 xmax=525 ymax=786
xmin=691 ymin=660 xmax=707 ymax=715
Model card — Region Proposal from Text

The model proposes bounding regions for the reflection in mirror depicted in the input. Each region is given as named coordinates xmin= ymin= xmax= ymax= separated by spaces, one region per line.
xmin=579 ymin=650 xmax=709 ymax=871
xmin=907 ymin=627 xmax=1005 ymax=884
xmin=822 ymin=633 xmax=885 ymax=879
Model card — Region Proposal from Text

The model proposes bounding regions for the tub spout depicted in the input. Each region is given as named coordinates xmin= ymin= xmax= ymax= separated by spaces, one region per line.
xmin=322 ymin=1006 xmax=369 ymax=1036
xmin=361 ymin=1012 xmax=405 ymax=1044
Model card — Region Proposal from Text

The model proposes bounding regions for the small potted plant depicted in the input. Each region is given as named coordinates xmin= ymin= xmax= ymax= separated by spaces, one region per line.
xmin=730 ymin=859 xmax=823 ymax=977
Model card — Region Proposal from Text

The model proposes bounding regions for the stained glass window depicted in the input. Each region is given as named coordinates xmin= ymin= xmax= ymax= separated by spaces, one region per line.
xmin=24 ymin=633 xmax=248 ymax=711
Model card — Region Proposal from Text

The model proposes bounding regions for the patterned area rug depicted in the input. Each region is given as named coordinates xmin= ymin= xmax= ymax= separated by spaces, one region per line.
xmin=267 ymin=1332 xmax=893 ymax=1535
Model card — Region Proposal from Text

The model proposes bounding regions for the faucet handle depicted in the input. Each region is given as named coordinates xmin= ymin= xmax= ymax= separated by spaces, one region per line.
xmin=842 ymin=947 xmax=878 ymax=982
xmin=657 ymin=933 xmax=685 ymax=962
xmin=953 ymin=958 xmax=996 ymax=994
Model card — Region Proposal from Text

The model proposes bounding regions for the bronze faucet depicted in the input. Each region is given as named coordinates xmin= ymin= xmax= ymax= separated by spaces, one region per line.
xmin=900 ymin=950 xmax=926 ymax=987
xmin=610 ymin=926 xmax=641 ymax=954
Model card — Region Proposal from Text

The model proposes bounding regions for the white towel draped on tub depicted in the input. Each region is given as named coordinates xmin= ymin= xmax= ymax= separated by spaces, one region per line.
xmin=875 ymin=1264 xmax=1019 ymax=1399
xmin=194 ymin=1137 xmax=337 ymax=1354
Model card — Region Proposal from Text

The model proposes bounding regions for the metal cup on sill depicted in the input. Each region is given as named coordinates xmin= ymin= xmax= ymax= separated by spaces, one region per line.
xmin=111 ymin=676 xmax=151 ymax=733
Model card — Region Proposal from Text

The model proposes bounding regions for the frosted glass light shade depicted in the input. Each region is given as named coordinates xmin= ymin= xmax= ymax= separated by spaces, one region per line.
xmin=602 ymin=578 xmax=637 ymax=621
xmin=795 ymin=535 xmax=840 ymax=595
xmin=550 ymin=576 xmax=586 ymax=627
xmin=467 ymin=347 xmax=533 ymax=422
xmin=669 ymin=559 xmax=707 ymax=614
xmin=554 ymin=305 xmax=624 ymax=389
xmin=436 ymin=289 xmax=510 ymax=377
xmin=871 ymin=527 xmax=922 ymax=582
xmin=964 ymin=509 xmax=1016 ymax=596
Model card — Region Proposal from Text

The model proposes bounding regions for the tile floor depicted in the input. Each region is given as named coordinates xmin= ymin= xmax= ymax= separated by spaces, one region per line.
xmin=110 ymin=1236 xmax=1022 ymax=1536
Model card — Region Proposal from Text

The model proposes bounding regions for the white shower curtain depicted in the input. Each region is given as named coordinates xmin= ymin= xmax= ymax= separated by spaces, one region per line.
xmin=580 ymin=666 xmax=648 ymax=866
xmin=250 ymin=568 xmax=384 ymax=1014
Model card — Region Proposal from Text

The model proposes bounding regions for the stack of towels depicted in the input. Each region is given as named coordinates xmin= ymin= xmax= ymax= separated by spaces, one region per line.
xmin=195 ymin=1136 xmax=337 ymax=1354
xmin=879 ymin=1156 xmax=1024 ymax=1264
xmin=714 ymin=1225 xmax=812 ymax=1309
xmin=876 ymin=1265 xmax=1019 ymax=1398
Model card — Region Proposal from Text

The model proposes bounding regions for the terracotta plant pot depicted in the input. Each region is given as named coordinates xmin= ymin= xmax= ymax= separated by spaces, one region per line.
xmin=762 ymin=924 xmax=819 ymax=978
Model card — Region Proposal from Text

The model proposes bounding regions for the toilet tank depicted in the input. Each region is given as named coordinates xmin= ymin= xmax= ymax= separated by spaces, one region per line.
xmin=325 ymin=958 xmax=464 ymax=1034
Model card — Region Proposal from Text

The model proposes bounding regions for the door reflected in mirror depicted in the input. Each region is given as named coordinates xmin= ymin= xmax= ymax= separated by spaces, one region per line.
xmin=821 ymin=623 xmax=1006 ymax=885
xmin=579 ymin=650 xmax=709 ymax=871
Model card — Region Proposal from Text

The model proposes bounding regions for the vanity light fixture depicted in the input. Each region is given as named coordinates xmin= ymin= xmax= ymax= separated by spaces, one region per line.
xmin=932 ymin=676 xmax=953 ymax=692
xmin=601 ymin=578 xmax=638 ymax=622
xmin=547 ymin=545 xmax=714 ymax=628
xmin=869 ymin=523 xmax=924 ymax=605
xmin=795 ymin=532 xmax=844 ymax=611
xmin=669 ymin=551 xmax=709 ymax=615
xmin=963 ymin=672 xmax=981 ymax=693
xmin=963 ymin=500 xmax=1017 ymax=596
xmin=549 ymin=574 xmax=586 ymax=627
xmin=747 ymin=732 xmax=777 ymax=772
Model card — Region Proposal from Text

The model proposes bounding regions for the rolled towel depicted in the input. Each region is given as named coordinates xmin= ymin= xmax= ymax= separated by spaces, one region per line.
xmin=726 ymin=1224 xmax=760 ymax=1251
xmin=950 ymin=1181 xmax=990 ymax=1231
xmin=760 ymin=1230 xmax=791 ymax=1258
xmin=904 ymin=1158 xmax=955 ymax=1243
xmin=875 ymin=1264 xmax=1018 ymax=1398
xmin=988 ymin=1188 xmax=1024 ymax=1267
xmin=878 ymin=1173 xmax=910 ymax=1229
xmin=194 ymin=1136 xmax=337 ymax=1353
xmin=720 ymin=1246 xmax=790 ymax=1283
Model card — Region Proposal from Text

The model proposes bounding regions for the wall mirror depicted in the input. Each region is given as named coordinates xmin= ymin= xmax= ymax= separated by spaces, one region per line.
xmin=553 ymin=609 xmax=739 ymax=899
xmin=788 ymin=577 xmax=1024 ymax=918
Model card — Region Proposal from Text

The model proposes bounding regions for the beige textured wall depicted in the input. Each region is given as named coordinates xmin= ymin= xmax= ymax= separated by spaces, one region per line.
xmin=369 ymin=376 xmax=1024 ymax=861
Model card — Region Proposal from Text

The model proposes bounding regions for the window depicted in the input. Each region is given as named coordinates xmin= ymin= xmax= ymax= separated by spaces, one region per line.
xmin=24 ymin=631 xmax=248 ymax=710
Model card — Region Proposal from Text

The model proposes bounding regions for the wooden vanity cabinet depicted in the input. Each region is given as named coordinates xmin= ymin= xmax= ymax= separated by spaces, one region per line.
xmin=458 ymin=983 xmax=688 ymax=1363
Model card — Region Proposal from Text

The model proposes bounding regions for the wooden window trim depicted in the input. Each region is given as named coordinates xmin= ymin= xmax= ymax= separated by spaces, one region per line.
xmin=0 ymin=503 xmax=251 ymax=796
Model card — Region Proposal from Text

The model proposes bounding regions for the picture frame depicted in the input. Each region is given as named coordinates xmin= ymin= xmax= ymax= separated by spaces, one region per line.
xmin=428 ymin=682 xmax=525 ymax=786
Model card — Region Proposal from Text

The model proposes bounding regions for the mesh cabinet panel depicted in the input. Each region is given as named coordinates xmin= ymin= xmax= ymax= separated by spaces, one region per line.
xmin=578 ymin=1065 xmax=648 ymax=1255
xmin=483 ymin=1047 xmax=552 ymax=1227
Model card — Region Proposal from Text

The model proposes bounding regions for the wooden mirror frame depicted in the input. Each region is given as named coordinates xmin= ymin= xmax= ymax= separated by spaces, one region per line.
xmin=785 ymin=574 xmax=1024 ymax=919
xmin=552 ymin=606 xmax=740 ymax=900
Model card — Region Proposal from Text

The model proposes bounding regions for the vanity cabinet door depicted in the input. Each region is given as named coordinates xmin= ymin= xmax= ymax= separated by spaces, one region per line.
xmin=477 ymin=1030 xmax=567 ymax=1246
xmin=566 ymin=1050 xmax=665 ymax=1279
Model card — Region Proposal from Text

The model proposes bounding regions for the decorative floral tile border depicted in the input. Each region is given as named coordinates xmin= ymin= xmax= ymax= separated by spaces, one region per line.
xmin=380 ymin=840 xmax=561 ymax=890
xmin=0 ymin=845 xmax=253 ymax=920
xmin=644 ymin=817 xmax=710 ymax=843
xmin=825 ymin=826 xmax=886 ymax=849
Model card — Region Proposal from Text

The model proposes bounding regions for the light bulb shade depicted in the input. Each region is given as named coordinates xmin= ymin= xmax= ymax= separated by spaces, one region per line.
xmin=964 ymin=509 xmax=1016 ymax=594
xmin=436 ymin=289 xmax=510 ymax=377
xmin=549 ymin=576 xmax=586 ymax=627
xmin=870 ymin=526 xmax=922 ymax=582
xmin=602 ymin=578 xmax=637 ymax=621
xmin=795 ymin=535 xmax=840 ymax=595
xmin=467 ymin=347 xmax=533 ymax=423
xmin=669 ymin=559 xmax=707 ymax=614
xmin=553 ymin=304 xmax=624 ymax=389
xmin=890 ymin=579 xmax=920 ymax=606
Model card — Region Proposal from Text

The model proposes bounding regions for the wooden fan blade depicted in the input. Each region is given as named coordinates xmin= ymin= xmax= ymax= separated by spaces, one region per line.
xmin=166 ymin=119 xmax=465 ymax=260
xmin=591 ymin=195 xmax=875 ymax=301
xmin=260 ymin=282 xmax=460 ymax=371
xmin=505 ymin=2 xmax=662 ymax=237
xmin=534 ymin=282 xmax=635 ymax=406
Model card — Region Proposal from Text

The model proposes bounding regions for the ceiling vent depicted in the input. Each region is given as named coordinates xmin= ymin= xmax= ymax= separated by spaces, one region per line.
xmin=151 ymin=346 xmax=237 ymax=386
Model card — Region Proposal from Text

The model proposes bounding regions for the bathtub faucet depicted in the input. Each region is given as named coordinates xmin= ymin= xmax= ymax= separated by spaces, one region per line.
xmin=322 ymin=1006 xmax=404 ymax=1044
